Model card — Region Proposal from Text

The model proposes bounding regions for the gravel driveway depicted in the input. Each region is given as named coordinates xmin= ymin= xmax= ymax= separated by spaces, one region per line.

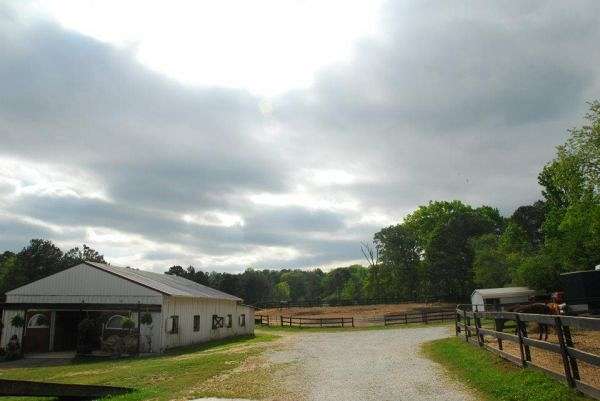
xmin=268 ymin=326 xmax=475 ymax=401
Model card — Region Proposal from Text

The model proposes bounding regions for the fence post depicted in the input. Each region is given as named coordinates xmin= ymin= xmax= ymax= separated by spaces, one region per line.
xmin=280 ymin=315 xmax=283 ymax=327
xmin=474 ymin=308 xmax=483 ymax=347
xmin=494 ymin=317 xmax=503 ymax=350
xmin=455 ymin=310 xmax=460 ymax=336
xmin=562 ymin=324 xmax=580 ymax=381
xmin=463 ymin=310 xmax=469 ymax=342
xmin=515 ymin=314 xmax=527 ymax=367
xmin=351 ymin=317 xmax=354 ymax=328
xmin=518 ymin=317 xmax=531 ymax=362
xmin=555 ymin=316 xmax=576 ymax=388
xmin=404 ymin=313 xmax=408 ymax=325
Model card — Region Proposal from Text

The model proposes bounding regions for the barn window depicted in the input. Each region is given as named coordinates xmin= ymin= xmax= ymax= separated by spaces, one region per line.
xmin=239 ymin=314 xmax=246 ymax=327
xmin=193 ymin=315 xmax=200 ymax=332
xmin=227 ymin=314 xmax=232 ymax=328
xmin=105 ymin=315 xmax=127 ymax=330
xmin=212 ymin=315 xmax=224 ymax=330
xmin=27 ymin=314 xmax=49 ymax=328
xmin=170 ymin=316 xmax=179 ymax=334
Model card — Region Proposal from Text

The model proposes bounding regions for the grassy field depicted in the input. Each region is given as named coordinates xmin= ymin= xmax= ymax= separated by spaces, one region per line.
xmin=422 ymin=337 xmax=590 ymax=401
xmin=0 ymin=333 xmax=279 ymax=401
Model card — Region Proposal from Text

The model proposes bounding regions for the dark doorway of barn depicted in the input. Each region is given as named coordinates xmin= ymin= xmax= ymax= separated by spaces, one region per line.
xmin=53 ymin=311 xmax=80 ymax=351
xmin=53 ymin=311 xmax=102 ymax=352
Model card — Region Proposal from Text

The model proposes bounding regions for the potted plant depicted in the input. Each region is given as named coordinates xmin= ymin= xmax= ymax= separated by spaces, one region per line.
xmin=121 ymin=317 xmax=135 ymax=332
xmin=10 ymin=314 xmax=25 ymax=328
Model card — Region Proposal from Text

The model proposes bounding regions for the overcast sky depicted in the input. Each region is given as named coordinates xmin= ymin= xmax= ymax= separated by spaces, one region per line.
xmin=1 ymin=1 xmax=599 ymax=273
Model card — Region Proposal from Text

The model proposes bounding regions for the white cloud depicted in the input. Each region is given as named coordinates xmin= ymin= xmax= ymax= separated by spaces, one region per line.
xmin=0 ymin=157 xmax=109 ymax=201
xmin=37 ymin=0 xmax=384 ymax=97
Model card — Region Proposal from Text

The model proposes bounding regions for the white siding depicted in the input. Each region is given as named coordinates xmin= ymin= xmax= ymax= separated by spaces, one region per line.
xmin=6 ymin=264 xmax=162 ymax=305
xmin=133 ymin=311 xmax=163 ymax=353
xmin=160 ymin=296 xmax=254 ymax=351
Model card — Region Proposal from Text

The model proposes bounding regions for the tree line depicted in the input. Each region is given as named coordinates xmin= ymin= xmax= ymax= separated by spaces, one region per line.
xmin=1 ymin=101 xmax=598 ymax=304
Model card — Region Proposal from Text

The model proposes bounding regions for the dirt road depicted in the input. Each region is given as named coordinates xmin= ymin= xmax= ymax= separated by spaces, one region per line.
xmin=268 ymin=326 xmax=475 ymax=401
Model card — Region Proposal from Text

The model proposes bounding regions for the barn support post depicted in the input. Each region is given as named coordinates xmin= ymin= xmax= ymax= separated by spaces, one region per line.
xmin=555 ymin=316 xmax=576 ymax=388
xmin=136 ymin=302 xmax=141 ymax=355
xmin=20 ymin=308 xmax=28 ymax=356
xmin=515 ymin=314 xmax=526 ymax=367
xmin=562 ymin=324 xmax=580 ymax=381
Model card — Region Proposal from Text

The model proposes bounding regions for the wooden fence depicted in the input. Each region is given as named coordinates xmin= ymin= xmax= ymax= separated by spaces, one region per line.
xmin=0 ymin=379 xmax=132 ymax=398
xmin=455 ymin=307 xmax=600 ymax=400
xmin=279 ymin=316 xmax=354 ymax=328
xmin=255 ymin=314 xmax=270 ymax=326
xmin=254 ymin=297 xmax=453 ymax=309
xmin=384 ymin=309 xmax=455 ymax=326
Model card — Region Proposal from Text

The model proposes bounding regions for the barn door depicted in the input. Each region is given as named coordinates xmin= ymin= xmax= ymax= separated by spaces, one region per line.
xmin=23 ymin=311 xmax=51 ymax=353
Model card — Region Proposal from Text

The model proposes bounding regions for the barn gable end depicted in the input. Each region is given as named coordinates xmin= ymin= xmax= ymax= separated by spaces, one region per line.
xmin=6 ymin=263 xmax=163 ymax=304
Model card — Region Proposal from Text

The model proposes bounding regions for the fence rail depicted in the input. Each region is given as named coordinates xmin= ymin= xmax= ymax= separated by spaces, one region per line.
xmin=384 ymin=309 xmax=455 ymax=326
xmin=0 ymin=379 xmax=132 ymax=398
xmin=254 ymin=314 xmax=270 ymax=326
xmin=254 ymin=298 xmax=455 ymax=309
xmin=279 ymin=315 xmax=354 ymax=328
xmin=455 ymin=307 xmax=600 ymax=400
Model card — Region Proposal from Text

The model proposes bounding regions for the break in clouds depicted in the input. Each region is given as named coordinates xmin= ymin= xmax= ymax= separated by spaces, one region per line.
xmin=1 ymin=1 xmax=600 ymax=272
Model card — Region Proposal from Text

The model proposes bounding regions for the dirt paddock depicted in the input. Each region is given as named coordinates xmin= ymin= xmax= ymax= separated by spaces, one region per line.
xmin=257 ymin=302 xmax=456 ymax=325
xmin=480 ymin=327 xmax=600 ymax=389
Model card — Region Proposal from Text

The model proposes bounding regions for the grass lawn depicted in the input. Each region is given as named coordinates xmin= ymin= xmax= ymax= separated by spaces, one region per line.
xmin=0 ymin=333 xmax=279 ymax=401
xmin=422 ymin=337 xmax=590 ymax=401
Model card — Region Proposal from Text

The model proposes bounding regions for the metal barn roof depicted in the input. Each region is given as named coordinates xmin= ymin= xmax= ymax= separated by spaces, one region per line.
xmin=84 ymin=261 xmax=242 ymax=301
xmin=472 ymin=287 xmax=534 ymax=298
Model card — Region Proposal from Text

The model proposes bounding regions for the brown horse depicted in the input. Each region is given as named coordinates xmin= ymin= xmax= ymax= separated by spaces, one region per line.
xmin=511 ymin=303 xmax=557 ymax=341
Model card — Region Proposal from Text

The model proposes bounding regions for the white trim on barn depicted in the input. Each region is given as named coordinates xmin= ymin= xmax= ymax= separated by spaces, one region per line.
xmin=471 ymin=287 xmax=535 ymax=311
xmin=0 ymin=262 xmax=254 ymax=354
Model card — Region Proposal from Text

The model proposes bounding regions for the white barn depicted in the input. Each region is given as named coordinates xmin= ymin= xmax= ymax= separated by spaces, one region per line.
xmin=0 ymin=261 xmax=254 ymax=354
xmin=471 ymin=287 xmax=535 ymax=311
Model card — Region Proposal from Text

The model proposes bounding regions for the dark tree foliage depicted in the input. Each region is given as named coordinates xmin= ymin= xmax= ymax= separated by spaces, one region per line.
xmin=510 ymin=201 xmax=546 ymax=249
xmin=0 ymin=239 xmax=106 ymax=294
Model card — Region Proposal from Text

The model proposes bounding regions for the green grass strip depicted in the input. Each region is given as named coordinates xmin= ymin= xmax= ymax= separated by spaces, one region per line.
xmin=422 ymin=337 xmax=590 ymax=401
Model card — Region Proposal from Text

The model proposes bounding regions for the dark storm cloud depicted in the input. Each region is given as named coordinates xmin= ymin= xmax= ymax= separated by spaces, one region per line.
xmin=1 ymin=1 xmax=600 ymax=270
